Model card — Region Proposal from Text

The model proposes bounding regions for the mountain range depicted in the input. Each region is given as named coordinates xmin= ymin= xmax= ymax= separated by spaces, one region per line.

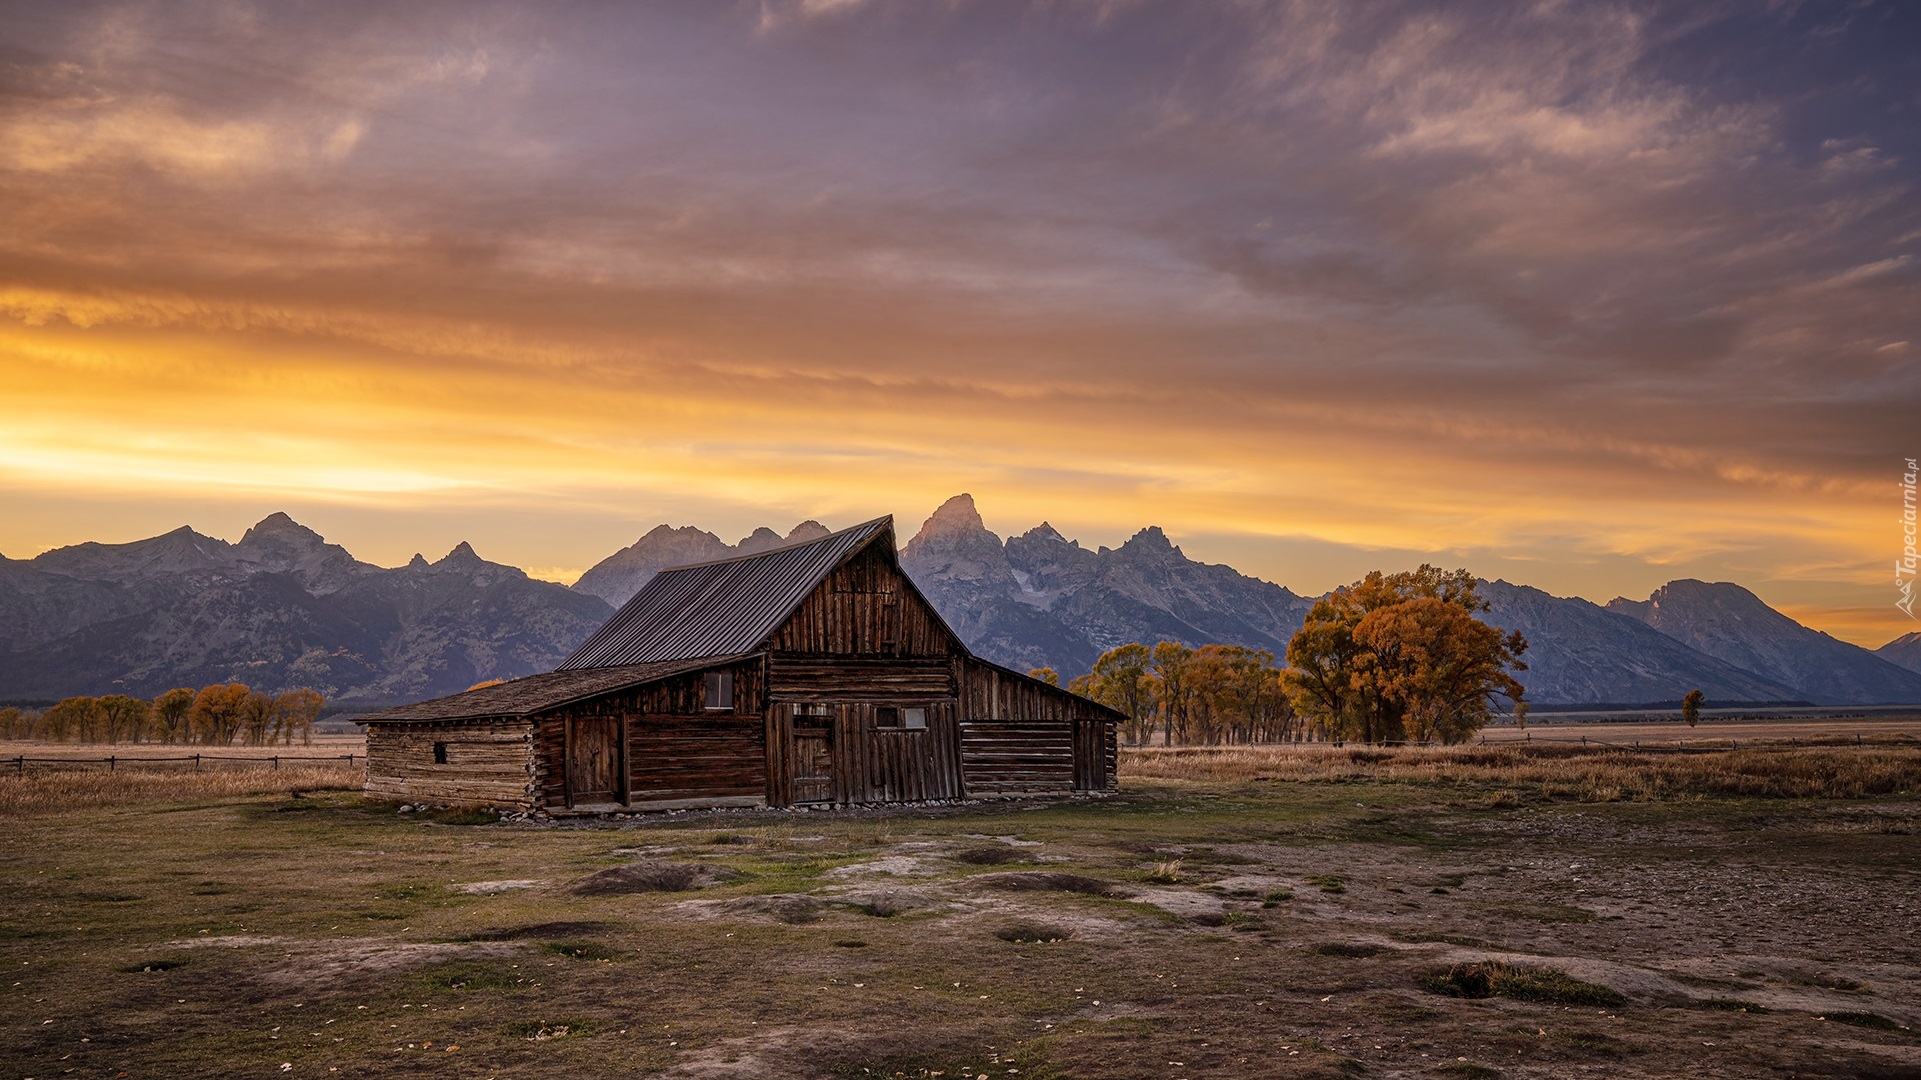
xmin=3 ymin=497 xmax=1920 ymax=709
xmin=0 ymin=514 xmax=611 ymax=705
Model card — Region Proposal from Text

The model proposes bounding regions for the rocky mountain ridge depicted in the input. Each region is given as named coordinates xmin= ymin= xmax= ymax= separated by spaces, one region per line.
xmin=1475 ymin=580 xmax=1808 ymax=707
xmin=1605 ymin=580 xmax=1921 ymax=705
xmin=1879 ymin=631 xmax=1921 ymax=675
xmin=898 ymin=494 xmax=1314 ymax=678
xmin=6 ymin=500 xmax=1919 ymax=709
xmin=0 ymin=516 xmax=611 ymax=705
xmin=571 ymin=520 xmax=832 ymax=607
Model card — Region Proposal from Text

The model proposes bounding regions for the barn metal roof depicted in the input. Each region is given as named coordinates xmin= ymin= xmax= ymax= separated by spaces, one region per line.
xmin=354 ymin=655 xmax=745 ymax=722
xmin=558 ymin=517 xmax=896 ymax=670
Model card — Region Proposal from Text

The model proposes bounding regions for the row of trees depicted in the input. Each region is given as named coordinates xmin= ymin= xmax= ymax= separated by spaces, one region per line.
xmin=0 ymin=684 xmax=326 ymax=746
xmin=1051 ymin=565 xmax=1530 ymax=746
xmin=1043 ymin=643 xmax=1299 ymax=746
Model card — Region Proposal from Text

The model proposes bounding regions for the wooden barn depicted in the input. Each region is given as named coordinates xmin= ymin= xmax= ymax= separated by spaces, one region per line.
xmin=357 ymin=517 xmax=1120 ymax=812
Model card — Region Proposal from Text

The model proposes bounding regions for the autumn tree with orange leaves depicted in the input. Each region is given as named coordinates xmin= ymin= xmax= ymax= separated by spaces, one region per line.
xmin=1284 ymin=565 xmax=1527 ymax=744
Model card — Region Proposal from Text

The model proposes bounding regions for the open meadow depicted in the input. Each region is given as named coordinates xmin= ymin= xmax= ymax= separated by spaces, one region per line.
xmin=3 ymin=740 xmax=1920 ymax=1079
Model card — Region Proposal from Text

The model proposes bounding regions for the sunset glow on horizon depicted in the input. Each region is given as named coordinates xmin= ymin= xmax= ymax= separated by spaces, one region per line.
xmin=3 ymin=2 xmax=1917 ymax=646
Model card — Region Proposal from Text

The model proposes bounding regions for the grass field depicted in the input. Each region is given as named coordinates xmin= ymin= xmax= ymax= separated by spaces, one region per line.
xmin=3 ymin=744 xmax=1918 ymax=1078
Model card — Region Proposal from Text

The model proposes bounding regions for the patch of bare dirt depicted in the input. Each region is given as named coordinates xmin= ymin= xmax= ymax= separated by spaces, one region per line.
xmin=970 ymin=871 xmax=1128 ymax=897
xmin=573 ymin=860 xmax=742 ymax=894
xmin=681 ymin=893 xmax=827 ymax=924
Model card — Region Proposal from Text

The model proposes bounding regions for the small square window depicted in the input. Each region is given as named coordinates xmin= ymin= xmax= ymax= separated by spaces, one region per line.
xmin=874 ymin=706 xmax=899 ymax=728
xmin=902 ymin=707 xmax=927 ymax=730
xmin=432 ymin=741 xmax=448 ymax=764
xmin=704 ymin=671 xmax=734 ymax=711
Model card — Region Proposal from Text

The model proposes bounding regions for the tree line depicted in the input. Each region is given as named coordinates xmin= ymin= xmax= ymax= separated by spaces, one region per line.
xmin=1042 ymin=565 xmax=1529 ymax=746
xmin=0 ymin=684 xmax=326 ymax=746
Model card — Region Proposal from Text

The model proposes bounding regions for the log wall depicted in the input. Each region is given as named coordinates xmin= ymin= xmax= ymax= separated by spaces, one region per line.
xmin=364 ymin=718 xmax=536 ymax=809
xmin=959 ymin=658 xmax=1120 ymax=795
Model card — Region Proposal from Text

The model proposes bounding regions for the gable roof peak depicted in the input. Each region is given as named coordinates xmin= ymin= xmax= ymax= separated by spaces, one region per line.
xmin=558 ymin=516 xmax=898 ymax=669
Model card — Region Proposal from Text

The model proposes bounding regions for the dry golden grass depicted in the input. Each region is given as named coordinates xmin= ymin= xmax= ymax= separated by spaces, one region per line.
xmin=0 ymin=734 xmax=365 ymax=759
xmin=1120 ymin=741 xmax=1921 ymax=800
xmin=0 ymin=761 xmax=363 ymax=816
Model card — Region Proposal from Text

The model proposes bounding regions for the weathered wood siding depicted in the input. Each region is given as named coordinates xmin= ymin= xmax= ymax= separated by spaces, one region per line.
xmin=767 ymin=656 xmax=955 ymax=700
xmin=764 ymin=541 xmax=958 ymax=657
xmin=959 ymin=659 xmax=1120 ymax=794
xmin=765 ymin=701 xmax=962 ymax=805
xmin=364 ymin=718 xmax=536 ymax=809
xmin=532 ymin=658 xmax=765 ymax=809
xmin=628 ymin=715 xmax=766 ymax=804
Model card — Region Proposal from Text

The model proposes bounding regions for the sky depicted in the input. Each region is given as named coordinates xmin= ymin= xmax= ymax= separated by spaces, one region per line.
xmin=2 ymin=1 xmax=1917 ymax=646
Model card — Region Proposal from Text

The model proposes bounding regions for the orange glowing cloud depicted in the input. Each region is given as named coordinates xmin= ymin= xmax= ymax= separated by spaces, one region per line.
xmin=0 ymin=2 xmax=1915 ymax=646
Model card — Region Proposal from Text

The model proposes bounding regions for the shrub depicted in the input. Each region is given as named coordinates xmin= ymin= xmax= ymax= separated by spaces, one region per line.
xmin=1419 ymin=962 xmax=1626 ymax=1007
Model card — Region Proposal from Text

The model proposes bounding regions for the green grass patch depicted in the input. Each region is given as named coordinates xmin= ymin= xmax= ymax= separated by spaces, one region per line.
xmin=1552 ymin=1029 xmax=1622 ymax=1055
xmin=1306 ymin=874 xmax=1347 ymax=894
xmin=545 ymin=940 xmax=618 ymax=961
xmin=995 ymin=921 xmax=1073 ymax=943
xmin=1315 ymin=941 xmax=1388 ymax=958
xmin=1420 ymin=962 xmax=1626 ymax=1008
xmin=427 ymin=960 xmax=532 ymax=993
xmin=500 ymin=1017 xmax=596 ymax=1041
xmin=1825 ymin=1011 xmax=1905 ymax=1031
xmin=121 ymin=957 xmax=188 ymax=972
xmin=1696 ymin=998 xmax=1766 ymax=1013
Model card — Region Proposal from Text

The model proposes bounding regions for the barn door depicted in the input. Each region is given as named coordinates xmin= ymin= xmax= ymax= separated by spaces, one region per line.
xmin=567 ymin=716 xmax=623 ymax=806
xmin=790 ymin=713 xmax=835 ymax=804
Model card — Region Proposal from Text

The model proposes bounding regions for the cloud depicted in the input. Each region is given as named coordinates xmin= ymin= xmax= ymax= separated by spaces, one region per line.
xmin=0 ymin=97 xmax=281 ymax=176
xmin=0 ymin=0 xmax=1916 ymax=644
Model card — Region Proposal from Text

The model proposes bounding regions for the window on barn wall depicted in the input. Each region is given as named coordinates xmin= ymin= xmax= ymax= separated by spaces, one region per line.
xmin=704 ymin=672 xmax=734 ymax=711
xmin=902 ymin=707 xmax=927 ymax=730
xmin=875 ymin=706 xmax=899 ymax=728
xmin=433 ymin=742 xmax=448 ymax=764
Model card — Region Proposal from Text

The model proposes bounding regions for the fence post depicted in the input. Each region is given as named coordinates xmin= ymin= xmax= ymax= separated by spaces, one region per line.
xmin=109 ymin=755 xmax=115 ymax=773
xmin=272 ymin=756 xmax=279 ymax=771
xmin=194 ymin=754 xmax=200 ymax=773
xmin=13 ymin=756 xmax=20 ymax=777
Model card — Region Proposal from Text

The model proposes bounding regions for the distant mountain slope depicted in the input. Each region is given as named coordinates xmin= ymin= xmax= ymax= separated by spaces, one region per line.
xmin=9 ymin=501 xmax=1910 ymax=711
xmin=900 ymin=494 xmax=1314 ymax=678
xmin=1878 ymin=631 xmax=1921 ymax=674
xmin=572 ymin=520 xmax=831 ymax=607
xmin=1607 ymin=580 xmax=1921 ymax=705
xmin=1477 ymin=580 xmax=1807 ymax=706
xmin=0 ymin=515 xmax=611 ymax=705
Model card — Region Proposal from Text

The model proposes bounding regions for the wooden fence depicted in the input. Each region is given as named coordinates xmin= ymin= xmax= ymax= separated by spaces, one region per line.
xmin=4 ymin=753 xmax=362 ymax=777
